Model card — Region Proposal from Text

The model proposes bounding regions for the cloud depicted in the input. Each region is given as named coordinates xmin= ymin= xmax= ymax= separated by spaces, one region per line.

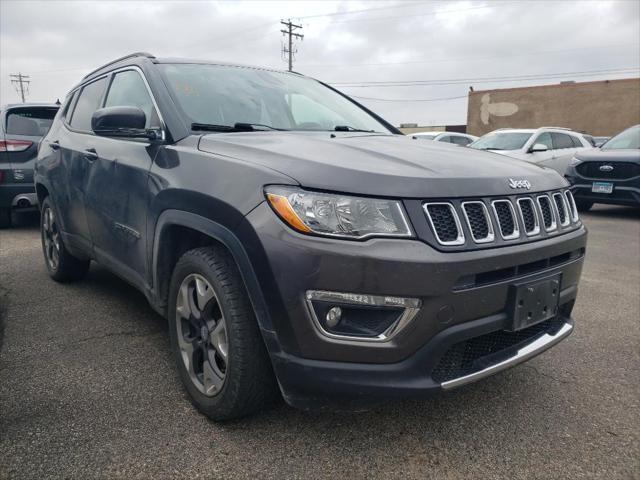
xmin=1 ymin=0 xmax=638 ymax=126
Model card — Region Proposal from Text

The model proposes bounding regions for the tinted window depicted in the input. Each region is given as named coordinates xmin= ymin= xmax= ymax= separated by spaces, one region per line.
xmin=551 ymin=133 xmax=574 ymax=149
xmin=69 ymin=77 xmax=108 ymax=131
xmin=437 ymin=135 xmax=452 ymax=143
xmin=6 ymin=107 xmax=59 ymax=136
xmin=159 ymin=64 xmax=390 ymax=133
xmin=582 ymin=135 xmax=596 ymax=146
xmin=570 ymin=135 xmax=584 ymax=147
xmin=104 ymin=70 xmax=160 ymax=128
xmin=450 ymin=135 xmax=471 ymax=146
xmin=602 ymin=125 xmax=640 ymax=150
xmin=534 ymin=132 xmax=553 ymax=149
xmin=471 ymin=132 xmax=532 ymax=151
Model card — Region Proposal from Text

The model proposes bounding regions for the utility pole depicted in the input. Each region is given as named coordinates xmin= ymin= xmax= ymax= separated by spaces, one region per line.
xmin=280 ymin=19 xmax=303 ymax=72
xmin=10 ymin=73 xmax=30 ymax=103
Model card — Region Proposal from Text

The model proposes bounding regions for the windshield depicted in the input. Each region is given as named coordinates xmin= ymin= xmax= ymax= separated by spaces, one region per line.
xmin=601 ymin=125 xmax=640 ymax=150
xmin=470 ymin=132 xmax=532 ymax=150
xmin=159 ymin=64 xmax=391 ymax=133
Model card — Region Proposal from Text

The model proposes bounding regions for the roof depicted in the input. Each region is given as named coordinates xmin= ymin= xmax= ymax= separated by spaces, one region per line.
xmin=2 ymin=103 xmax=59 ymax=110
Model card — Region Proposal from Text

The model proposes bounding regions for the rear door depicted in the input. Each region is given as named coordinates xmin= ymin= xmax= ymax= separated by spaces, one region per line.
xmin=1 ymin=106 xmax=58 ymax=189
xmin=547 ymin=132 xmax=579 ymax=174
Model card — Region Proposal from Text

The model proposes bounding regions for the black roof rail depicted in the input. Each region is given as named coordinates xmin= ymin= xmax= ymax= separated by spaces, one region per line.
xmin=83 ymin=52 xmax=155 ymax=80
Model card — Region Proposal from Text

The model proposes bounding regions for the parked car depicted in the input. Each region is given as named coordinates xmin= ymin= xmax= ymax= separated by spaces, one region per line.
xmin=411 ymin=131 xmax=478 ymax=146
xmin=470 ymin=127 xmax=591 ymax=175
xmin=565 ymin=124 xmax=640 ymax=211
xmin=36 ymin=52 xmax=586 ymax=420
xmin=593 ymin=136 xmax=610 ymax=148
xmin=0 ymin=103 xmax=59 ymax=227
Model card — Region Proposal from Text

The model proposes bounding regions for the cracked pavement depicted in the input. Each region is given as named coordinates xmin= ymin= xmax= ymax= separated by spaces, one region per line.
xmin=1 ymin=206 xmax=639 ymax=479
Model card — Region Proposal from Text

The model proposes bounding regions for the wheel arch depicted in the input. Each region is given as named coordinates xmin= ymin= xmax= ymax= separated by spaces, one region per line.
xmin=151 ymin=210 xmax=275 ymax=335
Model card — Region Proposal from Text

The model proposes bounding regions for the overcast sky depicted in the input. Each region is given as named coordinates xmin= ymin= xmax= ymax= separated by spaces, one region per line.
xmin=1 ymin=0 xmax=639 ymax=126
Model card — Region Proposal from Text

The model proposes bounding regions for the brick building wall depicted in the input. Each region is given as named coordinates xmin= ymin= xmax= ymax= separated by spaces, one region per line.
xmin=466 ymin=78 xmax=640 ymax=137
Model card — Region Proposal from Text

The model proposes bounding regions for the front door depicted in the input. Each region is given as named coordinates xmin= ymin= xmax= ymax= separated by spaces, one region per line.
xmin=83 ymin=69 xmax=163 ymax=286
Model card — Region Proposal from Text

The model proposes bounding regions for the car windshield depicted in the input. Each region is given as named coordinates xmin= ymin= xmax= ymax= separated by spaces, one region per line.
xmin=159 ymin=64 xmax=390 ymax=133
xmin=601 ymin=125 xmax=640 ymax=150
xmin=470 ymin=132 xmax=532 ymax=151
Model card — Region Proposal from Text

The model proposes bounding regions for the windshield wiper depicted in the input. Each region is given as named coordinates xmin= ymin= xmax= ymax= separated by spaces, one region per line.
xmin=333 ymin=125 xmax=376 ymax=133
xmin=191 ymin=122 xmax=287 ymax=132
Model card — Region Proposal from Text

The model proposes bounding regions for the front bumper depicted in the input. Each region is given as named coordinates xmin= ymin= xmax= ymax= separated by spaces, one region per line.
xmin=245 ymin=202 xmax=587 ymax=407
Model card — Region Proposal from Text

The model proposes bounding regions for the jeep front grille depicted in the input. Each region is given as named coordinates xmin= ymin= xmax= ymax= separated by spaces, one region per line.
xmin=422 ymin=189 xmax=580 ymax=249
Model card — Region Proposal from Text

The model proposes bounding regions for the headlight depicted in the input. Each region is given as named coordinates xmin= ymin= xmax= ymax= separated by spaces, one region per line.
xmin=569 ymin=156 xmax=582 ymax=167
xmin=265 ymin=186 xmax=412 ymax=239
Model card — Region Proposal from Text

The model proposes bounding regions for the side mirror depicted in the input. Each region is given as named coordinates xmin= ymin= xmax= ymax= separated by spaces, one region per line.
xmin=92 ymin=106 xmax=158 ymax=139
xmin=530 ymin=143 xmax=548 ymax=153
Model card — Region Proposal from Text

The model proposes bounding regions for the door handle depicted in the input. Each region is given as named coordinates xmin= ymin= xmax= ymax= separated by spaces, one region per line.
xmin=50 ymin=140 xmax=60 ymax=150
xmin=83 ymin=148 xmax=98 ymax=162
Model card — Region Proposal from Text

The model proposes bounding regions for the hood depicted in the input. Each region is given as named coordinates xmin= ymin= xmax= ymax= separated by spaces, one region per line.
xmin=198 ymin=131 xmax=567 ymax=198
xmin=575 ymin=147 xmax=640 ymax=163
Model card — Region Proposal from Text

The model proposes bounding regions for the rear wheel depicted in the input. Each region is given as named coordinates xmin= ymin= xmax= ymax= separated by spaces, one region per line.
xmin=168 ymin=246 xmax=278 ymax=421
xmin=0 ymin=208 xmax=11 ymax=229
xmin=40 ymin=197 xmax=90 ymax=282
xmin=575 ymin=200 xmax=593 ymax=212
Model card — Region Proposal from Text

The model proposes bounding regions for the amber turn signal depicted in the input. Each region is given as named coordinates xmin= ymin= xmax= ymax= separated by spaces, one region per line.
xmin=266 ymin=193 xmax=312 ymax=234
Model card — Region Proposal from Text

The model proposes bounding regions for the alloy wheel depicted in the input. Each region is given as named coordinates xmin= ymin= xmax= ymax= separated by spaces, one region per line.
xmin=42 ymin=206 xmax=61 ymax=270
xmin=175 ymin=273 xmax=228 ymax=396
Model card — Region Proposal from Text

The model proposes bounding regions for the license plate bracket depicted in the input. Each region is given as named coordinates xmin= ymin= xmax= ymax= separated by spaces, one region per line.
xmin=592 ymin=181 xmax=613 ymax=194
xmin=508 ymin=274 xmax=561 ymax=331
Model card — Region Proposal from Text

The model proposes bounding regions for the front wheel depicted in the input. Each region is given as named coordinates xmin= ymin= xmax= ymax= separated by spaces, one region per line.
xmin=168 ymin=246 xmax=279 ymax=421
xmin=40 ymin=197 xmax=90 ymax=282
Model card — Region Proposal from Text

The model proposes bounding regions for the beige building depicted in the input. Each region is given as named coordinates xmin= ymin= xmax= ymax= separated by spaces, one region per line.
xmin=466 ymin=78 xmax=640 ymax=137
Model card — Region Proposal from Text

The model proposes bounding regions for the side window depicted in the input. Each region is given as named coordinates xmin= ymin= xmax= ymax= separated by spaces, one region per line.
xmin=104 ymin=70 xmax=160 ymax=128
xmin=451 ymin=136 xmax=471 ymax=146
xmin=571 ymin=135 xmax=584 ymax=147
xmin=437 ymin=135 xmax=452 ymax=143
xmin=533 ymin=132 xmax=553 ymax=149
xmin=551 ymin=133 xmax=574 ymax=149
xmin=69 ymin=77 xmax=108 ymax=132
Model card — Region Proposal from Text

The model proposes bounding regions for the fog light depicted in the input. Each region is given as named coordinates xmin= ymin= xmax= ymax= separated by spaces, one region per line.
xmin=326 ymin=307 xmax=342 ymax=327
xmin=306 ymin=290 xmax=421 ymax=342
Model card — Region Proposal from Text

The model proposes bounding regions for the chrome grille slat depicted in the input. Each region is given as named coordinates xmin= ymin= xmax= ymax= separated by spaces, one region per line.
xmin=552 ymin=193 xmax=570 ymax=227
xmin=564 ymin=190 xmax=579 ymax=223
xmin=536 ymin=195 xmax=557 ymax=232
xmin=423 ymin=203 xmax=465 ymax=246
xmin=491 ymin=200 xmax=520 ymax=240
xmin=461 ymin=201 xmax=495 ymax=243
xmin=517 ymin=198 xmax=540 ymax=236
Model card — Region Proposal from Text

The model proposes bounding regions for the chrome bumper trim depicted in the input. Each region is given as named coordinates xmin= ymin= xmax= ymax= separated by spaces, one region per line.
xmin=441 ymin=321 xmax=573 ymax=390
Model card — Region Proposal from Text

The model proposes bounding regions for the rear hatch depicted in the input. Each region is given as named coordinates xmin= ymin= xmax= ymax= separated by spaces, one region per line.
xmin=1 ymin=105 xmax=59 ymax=184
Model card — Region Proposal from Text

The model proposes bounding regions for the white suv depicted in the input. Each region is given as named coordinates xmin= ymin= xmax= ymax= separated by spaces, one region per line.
xmin=470 ymin=127 xmax=592 ymax=175
xmin=411 ymin=131 xmax=478 ymax=147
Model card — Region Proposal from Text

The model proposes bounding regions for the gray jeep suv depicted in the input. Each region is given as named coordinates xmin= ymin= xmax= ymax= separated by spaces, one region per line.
xmin=35 ymin=53 xmax=587 ymax=420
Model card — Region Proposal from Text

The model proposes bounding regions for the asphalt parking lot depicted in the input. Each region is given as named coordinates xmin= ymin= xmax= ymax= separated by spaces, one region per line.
xmin=0 ymin=206 xmax=638 ymax=479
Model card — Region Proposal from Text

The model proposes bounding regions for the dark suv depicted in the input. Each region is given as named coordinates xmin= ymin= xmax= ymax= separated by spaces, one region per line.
xmin=565 ymin=125 xmax=640 ymax=211
xmin=36 ymin=53 xmax=587 ymax=420
xmin=1 ymin=103 xmax=59 ymax=227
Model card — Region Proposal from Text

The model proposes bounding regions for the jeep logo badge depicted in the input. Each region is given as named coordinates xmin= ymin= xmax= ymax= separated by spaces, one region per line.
xmin=508 ymin=178 xmax=531 ymax=190
xmin=599 ymin=165 xmax=614 ymax=172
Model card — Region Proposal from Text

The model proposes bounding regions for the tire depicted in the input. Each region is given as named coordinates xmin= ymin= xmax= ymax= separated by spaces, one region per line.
xmin=0 ymin=208 xmax=11 ymax=229
xmin=575 ymin=200 xmax=593 ymax=212
xmin=40 ymin=196 xmax=90 ymax=282
xmin=168 ymin=246 xmax=279 ymax=421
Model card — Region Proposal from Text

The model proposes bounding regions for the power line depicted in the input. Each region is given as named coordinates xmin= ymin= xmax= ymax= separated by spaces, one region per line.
xmin=352 ymin=94 xmax=469 ymax=102
xmin=331 ymin=67 xmax=640 ymax=87
xmin=281 ymin=19 xmax=304 ymax=72
xmin=10 ymin=73 xmax=30 ymax=103
xmin=297 ymin=43 xmax=640 ymax=69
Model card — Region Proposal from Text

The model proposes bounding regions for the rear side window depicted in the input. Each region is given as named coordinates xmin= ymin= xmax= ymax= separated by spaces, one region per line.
xmin=450 ymin=136 xmax=472 ymax=146
xmin=104 ymin=70 xmax=160 ymax=128
xmin=69 ymin=77 xmax=108 ymax=132
xmin=6 ymin=107 xmax=59 ymax=136
xmin=551 ymin=133 xmax=574 ymax=149
xmin=570 ymin=135 xmax=584 ymax=147
xmin=534 ymin=132 xmax=553 ymax=149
